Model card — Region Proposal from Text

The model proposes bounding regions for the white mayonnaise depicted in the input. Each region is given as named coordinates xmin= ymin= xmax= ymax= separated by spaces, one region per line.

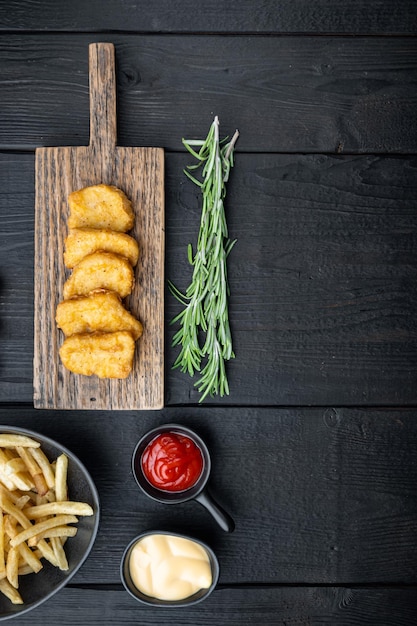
xmin=128 ymin=533 xmax=213 ymax=601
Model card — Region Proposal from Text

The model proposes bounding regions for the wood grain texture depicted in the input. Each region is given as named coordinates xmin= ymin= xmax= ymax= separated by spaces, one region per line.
xmin=1 ymin=4 xmax=417 ymax=625
xmin=1 ymin=2 xmax=417 ymax=624
xmin=1 ymin=35 xmax=417 ymax=153
xmin=0 ymin=407 xmax=416 ymax=586
xmin=2 ymin=152 xmax=416 ymax=405
xmin=1 ymin=0 xmax=416 ymax=34
xmin=34 ymin=43 xmax=165 ymax=410
xmin=167 ymin=153 xmax=417 ymax=406
xmin=8 ymin=586 xmax=417 ymax=626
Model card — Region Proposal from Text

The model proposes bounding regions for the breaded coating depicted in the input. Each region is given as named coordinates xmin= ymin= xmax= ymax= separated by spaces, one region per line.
xmin=63 ymin=251 xmax=134 ymax=299
xmin=68 ymin=184 xmax=134 ymax=232
xmin=59 ymin=331 xmax=136 ymax=379
xmin=56 ymin=290 xmax=143 ymax=340
xmin=64 ymin=228 xmax=139 ymax=268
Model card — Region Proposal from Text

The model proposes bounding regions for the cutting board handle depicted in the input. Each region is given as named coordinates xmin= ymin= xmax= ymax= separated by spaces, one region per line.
xmin=89 ymin=43 xmax=117 ymax=150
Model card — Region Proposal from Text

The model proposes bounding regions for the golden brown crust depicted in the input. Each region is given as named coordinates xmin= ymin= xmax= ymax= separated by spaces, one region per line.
xmin=64 ymin=228 xmax=139 ymax=268
xmin=67 ymin=184 xmax=134 ymax=232
xmin=59 ymin=331 xmax=136 ymax=379
xmin=63 ymin=251 xmax=134 ymax=300
xmin=56 ymin=290 xmax=143 ymax=340
xmin=58 ymin=185 xmax=142 ymax=380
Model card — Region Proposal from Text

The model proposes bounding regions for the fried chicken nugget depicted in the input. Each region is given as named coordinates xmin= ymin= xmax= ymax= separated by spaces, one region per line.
xmin=64 ymin=228 xmax=139 ymax=269
xmin=59 ymin=331 xmax=136 ymax=379
xmin=56 ymin=290 xmax=143 ymax=340
xmin=68 ymin=184 xmax=134 ymax=232
xmin=63 ymin=251 xmax=134 ymax=300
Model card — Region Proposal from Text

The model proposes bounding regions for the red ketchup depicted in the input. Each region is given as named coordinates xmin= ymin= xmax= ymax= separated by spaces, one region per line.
xmin=141 ymin=432 xmax=204 ymax=492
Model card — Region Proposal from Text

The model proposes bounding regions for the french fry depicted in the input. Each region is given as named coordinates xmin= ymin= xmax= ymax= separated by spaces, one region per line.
xmin=4 ymin=458 xmax=26 ymax=476
xmin=29 ymin=448 xmax=55 ymax=491
xmin=3 ymin=514 xmax=17 ymax=540
xmin=7 ymin=472 xmax=34 ymax=492
xmin=10 ymin=514 xmax=78 ymax=548
xmin=35 ymin=539 xmax=60 ymax=568
xmin=28 ymin=525 xmax=77 ymax=546
xmin=23 ymin=501 xmax=93 ymax=519
xmin=6 ymin=547 xmax=19 ymax=588
xmin=0 ymin=435 xmax=40 ymax=449
xmin=0 ymin=455 xmax=16 ymax=492
xmin=0 ymin=492 xmax=32 ymax=528
xmin=51 ymin=536 xmax=68 ymax=571
xmin=55 ymin=454 xmax=68 ymax=502
xmin=0 ymin=475 xmax=15 ymax=492
xmin=35 ymin=492 xmax=50 ymax=506
xmin=16 ymin=447 xmax=48 ymax=496
xmin=0 ymin=485 xmax=30 ymax=506
xmin=2 ymin=453 xmax=35 ymax=491
xmin=0 ymin=578 xmax=23 ymax=604
xmin=2 ymin=450 xmax=17 ymax=464
xmin=0 ymin=434 xmax=95 ymax=605
xmin=0 ymin=495 xmax=31 ymax=531
xmin=0 ymin=512 xmax=5 ymax=578
xmin=15 ymin=446 xmax=41 ymax=477
xmin=18 ymin=563 xmax=36 ymax=576
xmin=14 ymin=495 xmax=31 ymax=510
xmin=17 ymin=542 xmax=43 ymax=574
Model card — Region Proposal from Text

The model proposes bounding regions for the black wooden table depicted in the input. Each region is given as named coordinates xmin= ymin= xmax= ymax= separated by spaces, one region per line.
xmin=1 ymin=2 xmax=417 ymax=624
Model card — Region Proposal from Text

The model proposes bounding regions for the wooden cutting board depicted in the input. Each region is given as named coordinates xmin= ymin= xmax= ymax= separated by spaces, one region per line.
xmin=34 ymin=43 xmax=164 ymax=410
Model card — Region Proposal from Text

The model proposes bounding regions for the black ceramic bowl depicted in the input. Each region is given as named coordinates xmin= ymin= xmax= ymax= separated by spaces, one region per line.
xmin=132 ymin=424 xmax=235 ymax=533
xmin=0 ymin=426 xmax=100 ymax=621
xmin=120 ymin=530 xmax=219 ymax=607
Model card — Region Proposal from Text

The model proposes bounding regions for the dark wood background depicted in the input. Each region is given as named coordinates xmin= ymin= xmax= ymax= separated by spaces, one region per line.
xmin=0 ymin=1 xmax=416 ymax=624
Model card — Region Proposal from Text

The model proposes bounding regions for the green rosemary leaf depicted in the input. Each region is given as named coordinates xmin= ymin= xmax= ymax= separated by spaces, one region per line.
xmin=182 ymin=140 xmax=205 ymax=161
xmin=169 ymin=116 xmax=239 ymax=402
xmin=167 ymin=280 xmax=189 ymax=307
xmin=183 ymin=169 xmax=203 ymax=187
xmin=184 ymin=139 xmax=205 ymax=147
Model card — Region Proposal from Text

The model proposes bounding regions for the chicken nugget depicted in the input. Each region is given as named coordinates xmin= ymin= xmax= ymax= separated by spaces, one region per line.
xmin=64 ymin=228 xmax=139 ymax=268
xmin=68 ymin=184 xmax=134 ymax=232
xmin=63 ymin=251 xmax=134 ymax=299
xmin=56 ymin=290 xmax=143 ymax=340
xmin=59 ymin=331 xmax=136 ymax=379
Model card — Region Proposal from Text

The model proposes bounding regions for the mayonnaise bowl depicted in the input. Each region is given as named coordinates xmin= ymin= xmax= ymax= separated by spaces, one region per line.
xmin=120 ymin=531 xmax=219 ymax=607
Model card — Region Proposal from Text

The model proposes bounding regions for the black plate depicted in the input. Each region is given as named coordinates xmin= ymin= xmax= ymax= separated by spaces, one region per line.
xmin=0 ymin=426 xmax=100 ymax=621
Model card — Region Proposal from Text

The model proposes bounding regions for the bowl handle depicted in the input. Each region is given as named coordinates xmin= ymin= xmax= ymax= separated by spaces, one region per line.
xmin=195 ymin=489 xmax=235 ymax=533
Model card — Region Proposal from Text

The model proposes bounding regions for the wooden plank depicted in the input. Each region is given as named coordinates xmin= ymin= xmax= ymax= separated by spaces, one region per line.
xmin=33 ymin=43 xmax=164 ymax=410
xmin=0 ymin=151 xmax=34 ymax=402
xmin=0 ymin=0 xmax=416 ymax=34
xmin=0 ymin=407 xmax=416 ymax=585
xmin=1 ymin=35 xmax=417 ymax=153
xmin=9 ymin=586 xmax=417 ymax=625
xmin=167 ymin=153 xmax=417 ymax=406
xmin=1 ymin=152 xmax=417 ymax=405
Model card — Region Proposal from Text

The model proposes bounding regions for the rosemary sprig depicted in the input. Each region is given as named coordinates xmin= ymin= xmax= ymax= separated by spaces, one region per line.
xmin=169 ymin=116 xmax=239 ymax=402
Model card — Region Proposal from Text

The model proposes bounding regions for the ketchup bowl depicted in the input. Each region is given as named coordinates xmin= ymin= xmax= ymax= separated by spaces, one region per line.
xmin=120 ymin=530 xmax=219 ymax=607
xmin=132 ymin=424 xmax=234 ymax=533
